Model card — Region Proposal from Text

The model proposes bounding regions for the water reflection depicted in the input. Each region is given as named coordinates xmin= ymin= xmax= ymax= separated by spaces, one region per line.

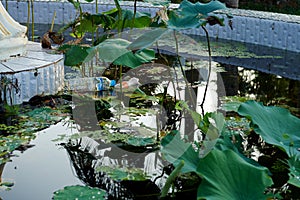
xmin=0 ymin=122 xmax=83 ymax=200
xmin=220 ymin=64 xmax=300 ymax=116
xmin=62 ymin=137 xmax=164 ymax=199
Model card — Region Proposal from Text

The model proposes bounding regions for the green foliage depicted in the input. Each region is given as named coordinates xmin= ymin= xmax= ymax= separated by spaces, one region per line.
xmin=63 ymin=45 xmax=90 ymax=66
xmin=0 ymin=104 xmax=68 ymax=164
xmin=161 ymin=131 xmax=202 ymax=173
xmin=167 ymin=0 xmax=226 ymax=29
xmin=238 ymin=100 xmax=300 ymax=157
xmin=287 ymin=155 xmax=300 ymax=187
xmin=197 ymin=149 xmax=273 ymax=200
xmin=127 ymin=28 xmax=170 ymax=51
xmin=160 ymin=160 xmax=184 ymax=198
xmin=53 ymin=185 xmax=107 ymax=200
xmin=96 ymin=166 xmax=148 ymax=181
xmin=161 ymin=130 xmax=273 ymax=199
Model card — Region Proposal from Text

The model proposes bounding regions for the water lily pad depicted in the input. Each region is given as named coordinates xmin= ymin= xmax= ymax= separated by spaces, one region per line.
xmin=96 ymin=166 xmax=148 ymax=181
xmin=53 ymin=185 xmax=106 ymax=200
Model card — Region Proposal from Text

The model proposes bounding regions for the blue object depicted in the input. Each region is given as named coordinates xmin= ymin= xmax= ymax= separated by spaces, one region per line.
xmin=110 ymin=80 xmax=116 ymax=87
xmin=95 ymin=77 xmax=116 ymax=91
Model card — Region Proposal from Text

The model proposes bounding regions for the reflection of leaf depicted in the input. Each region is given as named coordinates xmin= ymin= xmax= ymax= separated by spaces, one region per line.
xmin=238 ymin=100 xmax=300 ymax=157
xmin=53 ymin=185 xmax=106 ymax=200
xmin=197 ymin=149 xmax=273 ymax=200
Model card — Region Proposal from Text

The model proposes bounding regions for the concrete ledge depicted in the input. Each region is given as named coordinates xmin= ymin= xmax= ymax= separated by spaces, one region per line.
xmin=0 ymin=41 xmax=64 ymax=104
xmin=2 ymin=0 xmax=300 ymax=52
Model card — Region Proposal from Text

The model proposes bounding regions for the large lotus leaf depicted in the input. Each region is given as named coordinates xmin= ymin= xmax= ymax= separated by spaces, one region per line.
xmin=167 ymin=0 xmax=226 ymax=29
xmin=64 ymin=45 xmax=90 ymax=66
xmin=167 ymin=10 xmax=205 ymax=30
xmin=113 ymin=48 xmax=155 ymax=68
xmin=197 ymin=149 xmax=273 ymax=200
xmin=287 ymin=155 xmax=300 ymax=187
xmin=127 ymin=28 xmax=169 ymax=51
xmin=96 ymin=38 xmax=130 ymax=62
xmin=178 ymin=0 xmax=226 ymax=17
xmin=53 ymin=185 xmax=106 ymax=200
xmin=122 ymin=10 xmax=152 ymax=28
xmin=161 ymin=131 xmax=200 ymax=173
xmin=113 ymin=9 xmax=152 ymax=29
xmin=238 ymin=100 xmax=300 ymax=157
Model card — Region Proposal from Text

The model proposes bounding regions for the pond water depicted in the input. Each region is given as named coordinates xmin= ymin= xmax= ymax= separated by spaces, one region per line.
xmin=0 ymin=122 xmax=83 ymax=200
xmin=0 ymin=24 xmax=300 ymax=199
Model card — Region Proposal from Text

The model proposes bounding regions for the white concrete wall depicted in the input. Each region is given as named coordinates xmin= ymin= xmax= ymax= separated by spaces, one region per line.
xmin=2 ymin=0 xmax=300 ymax=52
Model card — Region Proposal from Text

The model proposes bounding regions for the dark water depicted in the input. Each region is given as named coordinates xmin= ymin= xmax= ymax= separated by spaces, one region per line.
xmin=0 ymin=122 xmax=83 ymax=200
xmin=1 ymin=24 xmax=300 ymax=199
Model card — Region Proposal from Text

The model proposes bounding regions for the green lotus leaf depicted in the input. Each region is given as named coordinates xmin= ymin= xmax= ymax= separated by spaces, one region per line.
xmin=64 ymin=45 xmax=90 ymax=66
xmin=161 ymin=131 xmax=200 ymax=173
xmin=97 ymin=38 xmax=131 ymax=62
xmin=197 ymin=149 xmax=273 ymax=200
xmin=53 ymin=185 xmax=106 ymax=200
xmin=238 ymin=100 xmax=300 ymax=157
xmin=287 ymin=155 xmax=300 ymax=188
xmin=127 ymin=28 xmax=169 ymax=51
xmin=122 ymin=10 xmax=152 ymax=28
xmin=113 ymin=48 xmax=155 ymax=68
xmin=113 ymin=9 xmax=152 ymax=29
xmin=167 ymin=0 xmax=226 ymax=29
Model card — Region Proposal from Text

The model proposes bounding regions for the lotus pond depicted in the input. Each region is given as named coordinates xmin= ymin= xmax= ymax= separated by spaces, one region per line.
xmin=1 ymin=0 xmax=300 ymax=199
xmin=0 ymin=37 xmax=300 ymax=199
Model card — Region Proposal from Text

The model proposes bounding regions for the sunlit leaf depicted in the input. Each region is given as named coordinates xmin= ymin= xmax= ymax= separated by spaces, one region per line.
xmin=53 ymin=185 xmax=106 ymax=200
xmin=197 ymin=149 xmax=273 ymax=200
xmin=127 ymin=28 xmax=169 ymax=51
xmin=238 ymin=100 xmax=300 ymax=157
xmin=97 ymin=38 xmax=130 ymax=62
